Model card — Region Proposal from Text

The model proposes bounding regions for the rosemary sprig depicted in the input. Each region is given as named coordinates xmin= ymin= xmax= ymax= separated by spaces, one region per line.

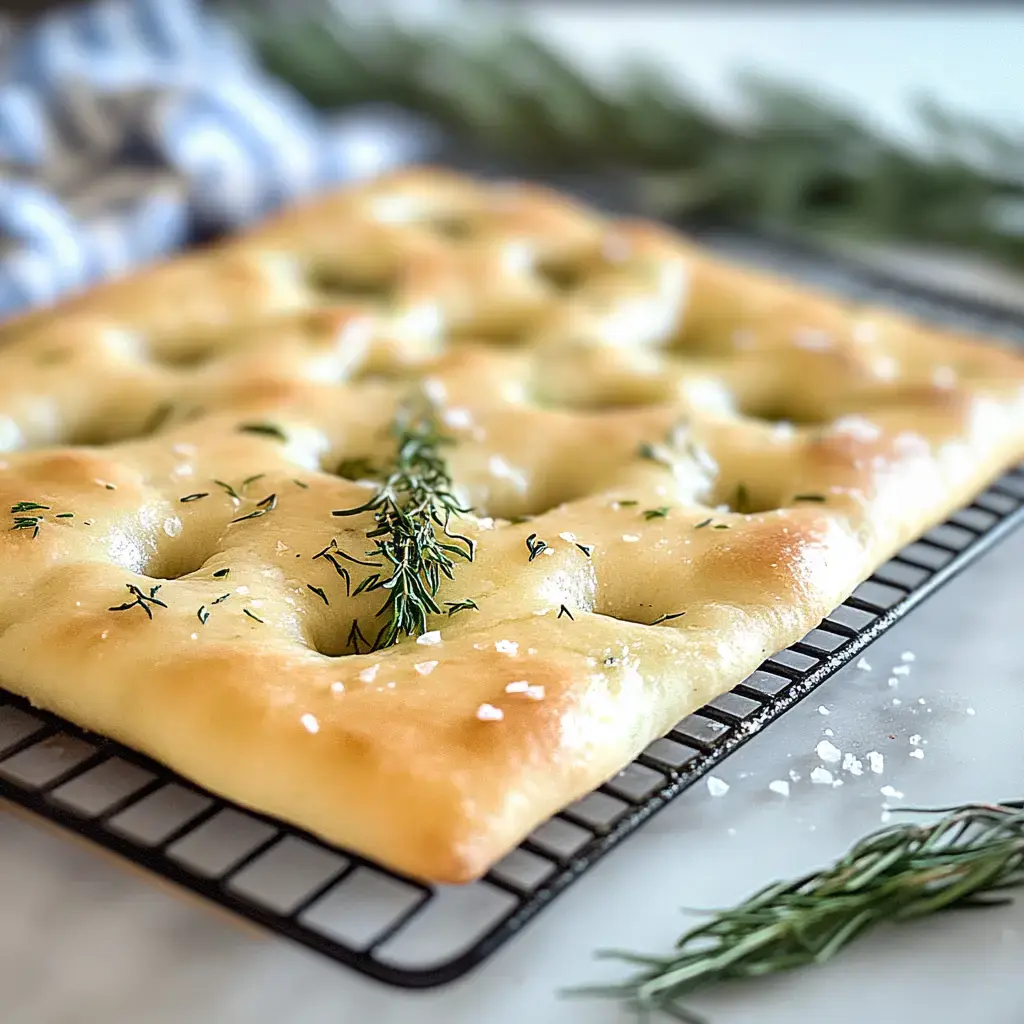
xmin=445 ymin=598 xmax=479 ymax=616
xmin=576 ymin=801 xmax=1024 ymax=1022
xmin=331 ymin=404 xmax=474 ymax=651
xmin=108 ymin=584 xmax=167 ymax=619
xmin=525 ymin=533 xmax=548 ymax=561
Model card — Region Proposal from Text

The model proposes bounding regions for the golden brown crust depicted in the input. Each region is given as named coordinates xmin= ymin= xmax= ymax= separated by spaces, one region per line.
xmin=0 ymin=167 xmax=1022 ymax=882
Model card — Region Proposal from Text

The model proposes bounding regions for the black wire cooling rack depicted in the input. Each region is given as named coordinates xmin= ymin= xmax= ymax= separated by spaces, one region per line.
xmin=1 ymin=228 xmax=1024 ymax=990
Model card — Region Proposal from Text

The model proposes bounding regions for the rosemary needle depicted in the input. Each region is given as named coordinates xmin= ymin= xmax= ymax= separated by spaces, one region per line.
xmin=332 ymin=403 xmax=474 ymax=651
xmin=573 ymin=801 xmax=1024 ymax=1022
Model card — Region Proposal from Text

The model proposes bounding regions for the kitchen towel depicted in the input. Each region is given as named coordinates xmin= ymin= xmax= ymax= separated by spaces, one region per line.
xmin=0 ymin=0 xmax=437 ymax=318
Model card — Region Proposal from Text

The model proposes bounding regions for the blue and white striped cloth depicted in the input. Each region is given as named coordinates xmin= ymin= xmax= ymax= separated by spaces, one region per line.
xmin=0 ymin=0 xmax=438 ymax=318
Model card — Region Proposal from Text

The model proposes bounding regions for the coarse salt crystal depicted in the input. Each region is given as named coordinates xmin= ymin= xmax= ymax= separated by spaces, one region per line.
xmin=901 ymin=651 xmax=916 ymax=662
xmin=276 ymin=540 xmax=289 ymax=553
xmin=495 ymin=639 xmax=519 ymax=656
xmin=880 ymin=785 xmax=904 ymax=800
xmin=706 ymin=776 xmax=730 ymax=797
xmin=909 ymin=734 xmax=923 ymax=746
xmin=816 ymin=740 xmax=842 ymax=763
xmin=769 ymin=780 xmax=790 ymax=797
xmin=559 ymin=531 xmax=577 ymax=543
xmin=417 ymin=631 xmax=442 ymax=646
xmin=300 ymin=713 xmax=320 ymax=734
xmin=789 ymin=770 xmax=801 ymax=782
xmin=842 ymin=753 xmax=864 ymax=776
xmin=966 ymin=707 xmax=976 ymax=716
xmin=910 ymin=749 xmax=924 ymax=759
xmin=824 ymin=728 xmax=834 ymax=737
xmin=414 ymin=661 xmax=438 ymax=676
xmin=818 ymin=706 xmax=830 ymax=716
xmin=856 ymin=658 xmax=871 ymax=672
xmin=331 ymin=681 xmax=345 ymax=693
xmin=810 ymin=767 xmax=833 ymax=785
xmin=476 ymin=703 xmax=504 ymax=722
xmin=358 ymin=665 xmax=379 ymax=683
xmin=524 ymin=684 xmax=545 ymax=700
xmin=867 ymin=751 xmax=884 ymax=774
xmin=888 ymin=677 xmax=899 ymax=687
xmin=892 ymin=665 xmax=911 ymax=676
xmin=622 ymin=534 xmax=640 ymax=543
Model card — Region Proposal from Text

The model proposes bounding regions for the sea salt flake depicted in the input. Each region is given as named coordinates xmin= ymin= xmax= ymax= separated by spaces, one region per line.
xmin=476 ymin=703 xmax=504 ymax=722
xmin=769 ymin=780 xmax=790 ymax=797
xmin=358 ymin=665 xmax=379 ymax=683
xmin=842 ymin=753 xmax=864 ymax=776
xmin=856 ymin=657 xmax=872 ymax=672
xmin=300 ymin=713 xmax=320 ymax=734
xmin=910 ymin=749 xmax=924 ymax=759
xmin=414 ymin=661 xmax=438 ymax=676
xmin=495 ymin=639 xmax=519 ymax=656
xmin=818 ymin=706 xmax=830 ymax=716
xmin=559 ymin=531 xmax=577 ymax=543
xmin=909 ymin=734 xmax=923 ymax=746
xmin=867 ymin=751 xmax=884 ymax=774
xmin=966 ymin=707 xmax=977 ymax=716
xmin=893 ymin=665 xmax=911 ymax=676
xmin=881 ymin=785 xmax=904 ymax=800
xmin=622 ymin=534 xmax=641 ymax=543
xmin=810 ymin=767 xmax=833 ymax=785
xmin=524 ymin=685 xmax=545 ymax=700
xmin=417 ymin=631 xmax=442 ymax=646
xmin=816 ymin=740 xmax=842 ymax=763
xmin=888 ymin=677 xmax=899 ymax=687
xmin=824 ymin=728 xmax=834 ymax=737
xmin=706 ymin=776 xmax=730 ymax=797
xmin=901 ymin=651 xmax=916 ymax=662
xmin=789 ymin=770 xmax=802 ymax=782
xmin=330 ymin=681 xmax=345 ymax=693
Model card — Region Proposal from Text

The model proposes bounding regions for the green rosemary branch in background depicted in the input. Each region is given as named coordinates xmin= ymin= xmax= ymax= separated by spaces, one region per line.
xmin=230 ymin=1 xmax=1024 ymax=269
xmin=332 ymin=403 xmax=474 ymax=651
xmin=573 ymin=801 xmax=1024 ymax=1022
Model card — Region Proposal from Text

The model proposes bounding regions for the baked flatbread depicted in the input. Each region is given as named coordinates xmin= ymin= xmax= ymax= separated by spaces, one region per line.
xmin=0 ymin=169 xmax=1021 ymax=881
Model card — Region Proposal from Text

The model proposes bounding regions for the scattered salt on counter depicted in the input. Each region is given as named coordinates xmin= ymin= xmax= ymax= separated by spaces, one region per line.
xmin=476 ymin=703 xmax=504 ymax=722
xmin=706 ymin=776 xmax=730 ymax=797
xmin=818 ymin=706 xmax=830 ymax=716
xmin=901 ymin=651 xmax=916 ymax=662
xmin=888 ymin=677 xmax=899 ymax=688
xmin=823 ymin=728 xmax=834 ymax=737
xmin=811 ymin=767 xmax=833 ymax=785
xmin=789 ymin=769 xmax=801 ymax=782
xmin=880 ymin=785 xmax=904 ymax=800
xmin=892 ymin=665 xmax=911 ymax=676
xmin=866 ymin=751 xmax=884 ymax=774
xmin=769 ymin=780 xmax=790 ymax=797
xmin=816 ymin=740 xmax=842 ymax=763
xmin=856 ymin=658 xmax=872 ymax=672
xmin=910 ymin=749 xmax=925 ymax=759
xmin=909 ymin=734 xmax=923 ymax=746
xmin=842 ymin=753 xmax=864 ymax=776
xmin=494 ymin=639 xmax=519 ymax=656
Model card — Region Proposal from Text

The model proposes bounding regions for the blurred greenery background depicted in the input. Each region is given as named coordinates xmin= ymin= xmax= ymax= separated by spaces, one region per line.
xmin=230 ymin=0 xmax=1024 ymax=284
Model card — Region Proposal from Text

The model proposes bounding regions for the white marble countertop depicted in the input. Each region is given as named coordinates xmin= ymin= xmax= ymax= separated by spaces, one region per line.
xmin=3 ymin=523 xmax=1024 ymax=1024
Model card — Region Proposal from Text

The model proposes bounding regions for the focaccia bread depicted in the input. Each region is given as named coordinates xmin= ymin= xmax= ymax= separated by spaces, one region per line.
xmin=0 ymin=168 xmax=1022 ymax=883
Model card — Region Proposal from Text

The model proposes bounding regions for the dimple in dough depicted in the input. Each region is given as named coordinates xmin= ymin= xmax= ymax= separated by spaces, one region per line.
xmin=0 ymin=168 xmax=1022 ymax=882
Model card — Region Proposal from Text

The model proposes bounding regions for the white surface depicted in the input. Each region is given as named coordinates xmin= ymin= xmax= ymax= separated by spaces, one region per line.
xmin=3 ymin=524 xmax=1024 ymax=1023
